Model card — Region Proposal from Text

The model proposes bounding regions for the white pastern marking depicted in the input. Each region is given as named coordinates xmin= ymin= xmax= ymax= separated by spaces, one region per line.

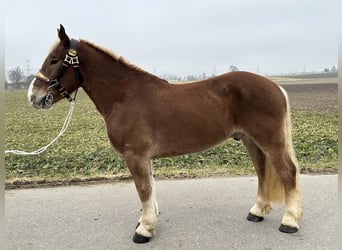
xmin=136 ymin=195 xmax=158 ymax=237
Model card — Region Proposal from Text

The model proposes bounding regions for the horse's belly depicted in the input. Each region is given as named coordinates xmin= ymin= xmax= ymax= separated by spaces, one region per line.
xmin=153 ymin=120 xmax=230 ymax=157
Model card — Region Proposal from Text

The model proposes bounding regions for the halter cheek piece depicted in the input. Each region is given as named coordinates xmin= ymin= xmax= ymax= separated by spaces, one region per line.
xmin=35 ymin=39 xmax=84 ymax=108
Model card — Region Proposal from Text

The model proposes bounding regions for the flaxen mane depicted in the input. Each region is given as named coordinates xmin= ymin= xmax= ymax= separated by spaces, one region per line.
xmin=82 ymin=40 xmax=165 ymax=81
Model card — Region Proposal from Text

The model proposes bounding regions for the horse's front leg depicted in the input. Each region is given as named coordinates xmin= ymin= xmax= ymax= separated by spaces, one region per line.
xmin=124 ymin=152 xmax=158 ymax=244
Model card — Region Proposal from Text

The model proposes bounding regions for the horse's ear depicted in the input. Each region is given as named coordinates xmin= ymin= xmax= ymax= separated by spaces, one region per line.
xmin=57 ymin=24 xmax=70 ymax=48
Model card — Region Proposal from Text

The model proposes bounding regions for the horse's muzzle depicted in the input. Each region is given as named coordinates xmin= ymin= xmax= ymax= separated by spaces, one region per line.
xmin=29 ymin=93 xmax=54 ymax=109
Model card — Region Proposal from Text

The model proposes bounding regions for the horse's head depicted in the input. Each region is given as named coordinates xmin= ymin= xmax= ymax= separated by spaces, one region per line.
xmin=28 ymin=24 xmax=83 ymax=109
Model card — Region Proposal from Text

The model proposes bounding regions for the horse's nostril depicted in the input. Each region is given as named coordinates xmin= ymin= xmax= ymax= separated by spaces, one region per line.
xmin=30 ymin=95 xmax=36 ymax=103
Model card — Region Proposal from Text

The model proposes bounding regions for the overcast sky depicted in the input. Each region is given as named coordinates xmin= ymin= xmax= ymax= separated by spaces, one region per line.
xmin=4 ymin=0 xmax=340 ymax=77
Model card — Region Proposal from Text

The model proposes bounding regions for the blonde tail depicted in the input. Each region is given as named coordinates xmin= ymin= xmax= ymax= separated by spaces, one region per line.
xmin=263 ymin=86 xmax=299 ymax=204
xmin=263 ymin=157 xmax=285 ymax=203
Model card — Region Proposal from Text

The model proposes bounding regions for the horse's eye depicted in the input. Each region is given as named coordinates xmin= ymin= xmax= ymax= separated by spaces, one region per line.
xmin=50 ymin=58 xmax=59 ymax=65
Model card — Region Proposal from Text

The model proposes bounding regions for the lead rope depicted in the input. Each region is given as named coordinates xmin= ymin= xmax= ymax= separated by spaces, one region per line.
xmin=5 ymin=100 xmax=75 ymax=155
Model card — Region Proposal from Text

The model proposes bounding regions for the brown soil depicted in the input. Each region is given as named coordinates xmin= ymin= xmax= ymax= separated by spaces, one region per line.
xmin=280 ymin=83 xmax=337 ymax=112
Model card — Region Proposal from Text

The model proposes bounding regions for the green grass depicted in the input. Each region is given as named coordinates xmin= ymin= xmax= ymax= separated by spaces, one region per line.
xmin=5 ymin=90 xmax=337 ymax=186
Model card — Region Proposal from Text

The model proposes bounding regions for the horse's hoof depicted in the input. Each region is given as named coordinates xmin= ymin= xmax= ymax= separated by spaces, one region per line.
xmin=279 ymin=224 xmax=298 ymax=233
xmin=133 ymin=232 xmax=151 ymax=244
xmin=247 ymin=212 xmax=264 ymax=222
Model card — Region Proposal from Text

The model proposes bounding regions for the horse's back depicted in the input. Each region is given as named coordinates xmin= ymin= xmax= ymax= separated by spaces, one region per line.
xmin=170 ymin=71 xmax=287 ymax=119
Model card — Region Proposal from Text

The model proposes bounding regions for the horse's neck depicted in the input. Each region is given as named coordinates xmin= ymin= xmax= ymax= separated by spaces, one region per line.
xmin=77 ymin=41 xmax=161 ymax=117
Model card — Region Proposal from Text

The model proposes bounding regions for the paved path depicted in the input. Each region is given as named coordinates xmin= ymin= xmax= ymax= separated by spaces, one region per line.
xmin=6 ymin=175 xmax=338 ymax=249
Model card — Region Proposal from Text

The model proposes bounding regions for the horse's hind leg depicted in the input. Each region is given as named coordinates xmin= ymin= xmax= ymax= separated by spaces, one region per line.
xmin=267 ymin=146 xmax=302 ymax=233
xmin=252 ymin=126 xmax=302 ymax=232
xmin=124 ymin=152 xmax=158 ymax=243
xmin=242 ymin=136 xmax=272 ymax=222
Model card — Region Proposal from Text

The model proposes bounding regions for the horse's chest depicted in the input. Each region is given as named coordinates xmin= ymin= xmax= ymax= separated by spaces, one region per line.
xmin=105 ymin=117 xmax=153 ymax=156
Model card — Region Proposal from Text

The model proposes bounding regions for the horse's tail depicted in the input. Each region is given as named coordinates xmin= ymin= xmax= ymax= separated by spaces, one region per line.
xmin=264 ymin=157 xmax=285 ymax=203
xmin=263 ymin=86 xmax=299 ymax=203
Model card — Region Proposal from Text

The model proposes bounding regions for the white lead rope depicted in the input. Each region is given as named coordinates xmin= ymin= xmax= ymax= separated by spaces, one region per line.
xmin=5 ymin=101 xmax=76 ymax=155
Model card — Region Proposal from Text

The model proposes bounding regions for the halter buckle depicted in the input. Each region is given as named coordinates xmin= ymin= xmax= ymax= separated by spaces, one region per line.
xmin=68 ymin=48 xmax=77 ymax=57
xmin=64 ymin=54 xmax=79 ymax=65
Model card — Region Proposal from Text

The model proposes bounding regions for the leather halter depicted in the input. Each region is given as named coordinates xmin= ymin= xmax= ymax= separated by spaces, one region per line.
xmin=35 ymin=39 xmax=84 ymax=107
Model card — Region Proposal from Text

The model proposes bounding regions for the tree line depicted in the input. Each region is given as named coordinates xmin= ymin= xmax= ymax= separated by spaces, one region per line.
xmin=5 ymin=66 xmax=34 ymax=89
xmin=160 ymin=65 xmax=239 ymax=81
xmin=5 ymin=64 xmax=338 ymax=89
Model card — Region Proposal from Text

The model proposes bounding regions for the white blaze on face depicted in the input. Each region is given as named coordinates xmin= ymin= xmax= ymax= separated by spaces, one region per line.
xmin=27 ymin=77 xmax=36 ymax=104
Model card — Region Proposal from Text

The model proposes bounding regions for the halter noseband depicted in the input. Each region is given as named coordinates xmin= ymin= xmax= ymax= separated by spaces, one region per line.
xmin=36 ymin=38 xmax=84 ymax=108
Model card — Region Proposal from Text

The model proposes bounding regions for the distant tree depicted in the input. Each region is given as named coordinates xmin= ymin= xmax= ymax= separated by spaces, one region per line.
xmin=323 ymin=68 xmax=330 ymax=73
xmin=330 ymin=66 xmax=337 ymax=72
xmin=8 ymin=66 xmax=25 ymax=88
xmin=25 ymin=74 xmax=35 ymax=89
xmin=186 ymin=75 xmax=197 ymax=81
xmin=229 ymin=65 xmax=239 ymax=72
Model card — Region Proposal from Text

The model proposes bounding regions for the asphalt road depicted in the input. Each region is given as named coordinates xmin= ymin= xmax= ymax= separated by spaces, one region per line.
xmin=6 ymin=175 xmax=338 ymax=250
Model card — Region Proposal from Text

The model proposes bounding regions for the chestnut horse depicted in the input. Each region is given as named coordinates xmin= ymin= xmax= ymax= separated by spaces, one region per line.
xmin=28 ymin=25 xmax=302 ymax=243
